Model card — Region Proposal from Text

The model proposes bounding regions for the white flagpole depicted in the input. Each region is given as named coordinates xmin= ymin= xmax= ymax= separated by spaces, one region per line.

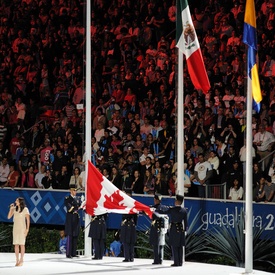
xmin=245 ymin=66 xmax=253 ymax=272
xmin=177 ymin=43 xmax=185 ymax=265
xmin=177 ymin=51 xmax=185 ymax=199
xmin=84 ymin=0 xmax=92 ymax=257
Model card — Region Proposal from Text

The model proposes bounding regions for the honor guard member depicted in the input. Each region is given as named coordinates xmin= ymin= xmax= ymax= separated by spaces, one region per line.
xmin=120 ymin=189 xmax=137 ymax=262
xmin=162 ymin=194 xmax=188 ymax=266
xmin=150 ymin=193 xmax=164 ymax=264
xmin=88 ymin=214 xmax=107 ymax=260
xmin=64 ymin=184 xmax=81 ymax=258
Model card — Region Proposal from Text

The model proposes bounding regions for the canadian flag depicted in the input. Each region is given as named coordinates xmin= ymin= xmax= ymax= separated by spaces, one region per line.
xmin=85 ymin=161 xmax=153 ymax=218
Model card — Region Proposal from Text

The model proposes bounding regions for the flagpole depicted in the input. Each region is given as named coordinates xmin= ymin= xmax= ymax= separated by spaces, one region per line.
xmin=176 ymin=0 xmax=185 ymax=264
xmin=84 ymin=0 xmax=92 ymax=257
xmin=245 ymin=60 xmax=253 ymax=274
xmin=176 ymin=0 xmax=210 ymax=264
xmin=242 ymin=0 xmax=262 ymax=272
xmin=177 ymin=50 xmax=185 ymax=199
xmin=177 ymin=43 xmax=185 ymax=262
xmin=175 ymin=0 xmax=210 ymax=204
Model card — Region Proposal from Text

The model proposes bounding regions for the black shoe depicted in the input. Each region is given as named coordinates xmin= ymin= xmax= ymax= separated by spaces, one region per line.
xmin=92 ymin=257 xmax=99 ymax=260
xmin=122 ymin=259 xmax=130 ymax=262
xmin=171 ymin=263 xmax=179 ymax=266
xmin=72 ymin=255 xmax=79 ymax=257
xmin=130 ymin=258 xmax=134 ymax=262
xmin=66 ymin=256 xmax=73 ymax=259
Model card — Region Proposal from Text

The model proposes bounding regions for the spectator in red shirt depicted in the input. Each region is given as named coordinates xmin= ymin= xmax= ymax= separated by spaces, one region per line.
xmin=124 ymin=88 xmax=136 ymax=106
xmin=112 ymin=82 xmax=125 ymax=105
xmin=39 ymin=139 xmax=53 ymax=168
xmin=10 ymin=132 xmax=21 ymax=161
xmin=4 ymin=163 xmax=19 ymax=188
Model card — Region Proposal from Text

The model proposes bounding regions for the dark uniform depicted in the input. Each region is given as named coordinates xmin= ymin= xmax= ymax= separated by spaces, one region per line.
xmin=149 ymin=194 xmax=164 ymax=264
xmin=88 ymin=214 xmax=107 ymax=260
xmin=120 ymin=212 xmax=137 ymax=262
xmin=161 ymin=195 xmax=188 ymax=266
xmin=64 ymin=185 xmax=81 ymax=258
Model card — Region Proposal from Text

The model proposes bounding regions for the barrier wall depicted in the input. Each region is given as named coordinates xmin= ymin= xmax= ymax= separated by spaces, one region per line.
xmin=1 ymin=188 xmax=275 ymax=239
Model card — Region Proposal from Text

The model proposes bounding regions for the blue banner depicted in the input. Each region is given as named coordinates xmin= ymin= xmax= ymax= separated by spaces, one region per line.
xmin=1 ymin=189 xmax=78 ymax=225
xmin=1 ymin=189 xmax=275 ymax=239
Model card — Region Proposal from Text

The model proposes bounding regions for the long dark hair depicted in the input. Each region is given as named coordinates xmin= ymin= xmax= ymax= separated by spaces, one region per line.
xmin=73 ymin=167 xmax=81 ymax=175
xmin=16 ymin=197 xmax=26 ymax=213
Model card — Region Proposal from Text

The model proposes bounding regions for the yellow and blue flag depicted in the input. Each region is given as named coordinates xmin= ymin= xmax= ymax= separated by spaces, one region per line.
xmin=243 ymin=0 xmax=262 ymax=112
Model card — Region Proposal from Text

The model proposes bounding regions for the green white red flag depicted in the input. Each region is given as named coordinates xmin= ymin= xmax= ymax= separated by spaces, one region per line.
xmin=176 ymin=0 xmax=210 ymax=94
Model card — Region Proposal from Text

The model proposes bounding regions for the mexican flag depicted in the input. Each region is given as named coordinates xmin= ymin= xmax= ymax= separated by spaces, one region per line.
xmin=85 ymin=160 xmax=153 ymax=218
xmin=176 ymin=0 xmax=210 ymax=94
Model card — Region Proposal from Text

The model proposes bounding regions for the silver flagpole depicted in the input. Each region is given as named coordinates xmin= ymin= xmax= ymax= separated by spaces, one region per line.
xmin=245 ymin=59 xmax=253 ymax=273
xmin=177 ymin=48 xmax=185 ymax=262
xmin=84 ymin=0 xmax=92 ymax=257
xmin=177 ymin=51 xmax=185 ymax=199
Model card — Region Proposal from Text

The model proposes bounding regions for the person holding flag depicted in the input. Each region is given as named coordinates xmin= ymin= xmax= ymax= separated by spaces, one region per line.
xmin=160 ymin=195 xmax=188 ymax=267
xmin=120 ymin=189 xmax=137 ymax=262
xmin=149 ymin=193 xmax=166 ymax=265
xmin=64 ymin=184 xmax=82 ymax=259
xmin=88 ymin=214 xmax=107 ymax=260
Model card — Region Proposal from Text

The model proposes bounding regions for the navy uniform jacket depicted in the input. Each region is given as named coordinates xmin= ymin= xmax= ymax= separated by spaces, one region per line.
xmin=162 ymin=205 xmax=188 ymax=247
xmin=120 ymin=213 xmax=137 ymax=244
xmin=64 ymin=195 xmax=81 ymax=237
xmin=149 ymin=203 xmax=162 ymax=246
xmin=88 ymin=214 xmax=107 ymax=240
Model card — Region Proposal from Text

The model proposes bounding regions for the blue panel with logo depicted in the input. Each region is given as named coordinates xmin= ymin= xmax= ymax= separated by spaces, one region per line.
xmin=1 ymin=189 xmax=275 ymax=239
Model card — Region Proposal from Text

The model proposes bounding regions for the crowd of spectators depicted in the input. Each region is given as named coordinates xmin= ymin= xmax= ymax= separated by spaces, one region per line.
xmin=1 ymin=0 xmax=275 ymax=202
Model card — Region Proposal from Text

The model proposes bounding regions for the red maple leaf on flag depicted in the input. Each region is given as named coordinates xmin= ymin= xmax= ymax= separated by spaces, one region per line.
xmin=104 ymin=190 xmax=127 ymax=210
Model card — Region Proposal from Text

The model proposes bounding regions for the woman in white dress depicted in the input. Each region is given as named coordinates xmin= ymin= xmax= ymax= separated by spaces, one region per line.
xmin=7 ymin=197 xmax=30 ymax=267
